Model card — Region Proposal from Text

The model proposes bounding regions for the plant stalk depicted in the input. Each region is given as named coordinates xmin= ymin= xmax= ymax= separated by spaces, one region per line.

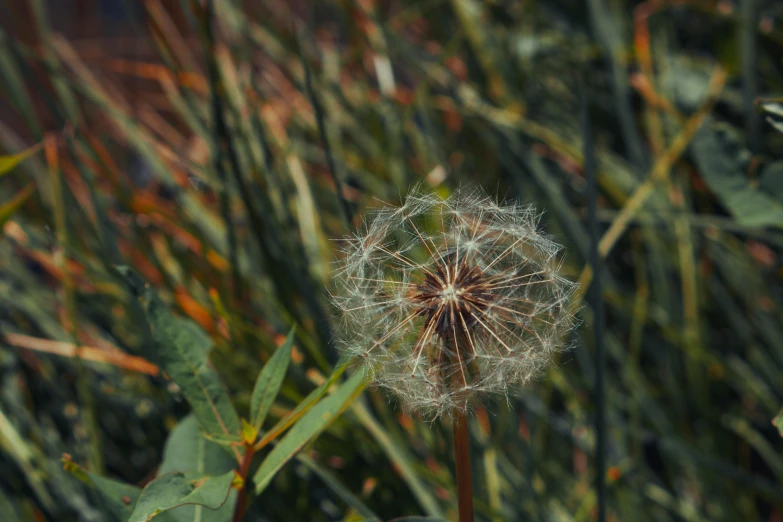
xmin=232 ymin=444 xmax=256 ymax=522
xmin=445 ymin=328 xmax=475 ymax=522
xmin=453 ymin=410 xmax=474 ymax=522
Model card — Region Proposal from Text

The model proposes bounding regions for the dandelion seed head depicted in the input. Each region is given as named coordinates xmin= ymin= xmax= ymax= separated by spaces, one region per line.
xmin=331 ymin=187 xmax=578 ymax=419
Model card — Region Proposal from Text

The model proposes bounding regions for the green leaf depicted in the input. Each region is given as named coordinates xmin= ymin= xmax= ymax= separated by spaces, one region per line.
xmin=72 ymin=417 xmax=238 ymax=522
xmin=253 ymin=367 xmax=368 ymax=495
xmin=151 ymin=314 xmax=240 ymax=442
xmin=63 ymin=459 xmax=177 ymax=522
xmin=128 ymin=471 xmax=236 ymax=522
xmin=691 ymin=122 xmax=783 ymax=229
xmin=758 ymin=161 xmax=783 ymax=202
xmin=65 ymin=458 xmax=176 ymax=522
xmin=0 ymin=144 xmax=41 ymax=177
xmin=773 ymin=407 xmax=783 ymax=438
xmin=259 ymin=353 xmax=352 ymax=444
xmin=119 ymin=268 xmax=241 ymax=444
xmin=87 ymin=474 xmax=142 ymax=522
xmin=250 ymin=326 xmax=296 ymax=431
xmin=0 ymin=183 xmax=35 ymax=230
xmin=160 ymin=414 xmax=237 ymax=476
xmin=199 ymin=430 xmax=243 ymax=448
xmin=158 ymin=414 xmax=237 ymax=522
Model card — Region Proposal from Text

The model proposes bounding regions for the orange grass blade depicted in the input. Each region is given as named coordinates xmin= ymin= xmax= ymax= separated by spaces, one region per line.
xmin=5 ymin=333 xmax=160 ymax=376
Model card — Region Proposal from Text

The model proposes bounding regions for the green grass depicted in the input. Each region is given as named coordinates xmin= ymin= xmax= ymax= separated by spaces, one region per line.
xmin=1 ymin=1 xmax=783 ymax=521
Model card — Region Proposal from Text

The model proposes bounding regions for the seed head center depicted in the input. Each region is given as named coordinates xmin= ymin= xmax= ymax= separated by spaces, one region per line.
xmin=440 ymin=283 xmax=462 ymax=302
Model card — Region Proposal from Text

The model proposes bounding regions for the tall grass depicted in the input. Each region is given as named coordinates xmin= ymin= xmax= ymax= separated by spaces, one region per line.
xmin=1 ymin=1 xmax=782 ymax=521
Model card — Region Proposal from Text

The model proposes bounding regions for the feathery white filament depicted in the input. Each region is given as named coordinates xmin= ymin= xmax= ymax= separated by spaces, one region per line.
xmin=331 ymin=187 xmax=577 ymax=419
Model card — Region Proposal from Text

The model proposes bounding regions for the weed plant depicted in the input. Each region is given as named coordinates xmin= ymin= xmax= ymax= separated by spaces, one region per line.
xmin=1 ymin=1 xmax=783 ymax=521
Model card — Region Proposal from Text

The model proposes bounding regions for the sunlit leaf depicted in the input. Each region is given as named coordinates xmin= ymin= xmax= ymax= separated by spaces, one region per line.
xmin=760 ymin=102 xmax=783 ymax=135
xmin=0 ymin=144 xmax=41 ymax=177
xmin=253 ymin=368 xmax=368 ymax=495
xmin=255 ymin=354 xmax=351 ymax=448
xmin=760 ymin=101 xmax=783 ymax=118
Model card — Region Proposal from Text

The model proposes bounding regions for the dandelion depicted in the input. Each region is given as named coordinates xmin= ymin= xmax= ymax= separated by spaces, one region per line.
xmin=331 ymin=187 xmax=577 ymax=419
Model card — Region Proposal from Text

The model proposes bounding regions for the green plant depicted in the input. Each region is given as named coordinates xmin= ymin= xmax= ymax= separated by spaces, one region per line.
xmin=57 ymin=268 xmax=368 ymax=522
xmin=2 ymin=1 xmax=783 ymax=521
xmin=331 ymin=186 xmax=577 ymax=520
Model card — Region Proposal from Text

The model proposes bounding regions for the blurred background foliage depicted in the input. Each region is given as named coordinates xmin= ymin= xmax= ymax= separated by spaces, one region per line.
xmin=1 ymin=0 xmax=783 ymax=520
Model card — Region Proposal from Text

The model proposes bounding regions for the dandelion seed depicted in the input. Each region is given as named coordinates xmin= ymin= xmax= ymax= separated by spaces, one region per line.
xmin=331 ymin=186 xmax=578 ymax=419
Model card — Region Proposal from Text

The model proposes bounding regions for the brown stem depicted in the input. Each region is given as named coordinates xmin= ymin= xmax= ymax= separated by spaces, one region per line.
xmin=441 ymin=326 xmax=476 ymax=522
xmin=232 ymin=445 xmax=256 ymax=522
xmin=453 ymin=410 xmax=474 ymax=522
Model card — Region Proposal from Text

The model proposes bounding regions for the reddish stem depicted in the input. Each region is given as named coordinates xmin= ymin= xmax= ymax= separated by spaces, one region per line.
xmin=453 ymin=410 xmax=474 ymax=522
xmin=232 ymin=445 xmax=256 ymax=522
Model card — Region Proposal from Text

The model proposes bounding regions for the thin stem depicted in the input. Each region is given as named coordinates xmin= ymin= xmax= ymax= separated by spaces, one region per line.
xmin=445 ymin=329 xmax=474 ymax=522
xmin=453 ymin=410 xmax=474 ymax=522
xmin=232 ymin=444 xmax=256 ymax=522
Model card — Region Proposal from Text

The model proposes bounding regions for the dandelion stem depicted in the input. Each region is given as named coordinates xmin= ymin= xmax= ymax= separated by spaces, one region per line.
xmin=445 ymin=330 xmax=475 ymax=522
xmin=453 ymin=410 xmax=474 ymax=522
